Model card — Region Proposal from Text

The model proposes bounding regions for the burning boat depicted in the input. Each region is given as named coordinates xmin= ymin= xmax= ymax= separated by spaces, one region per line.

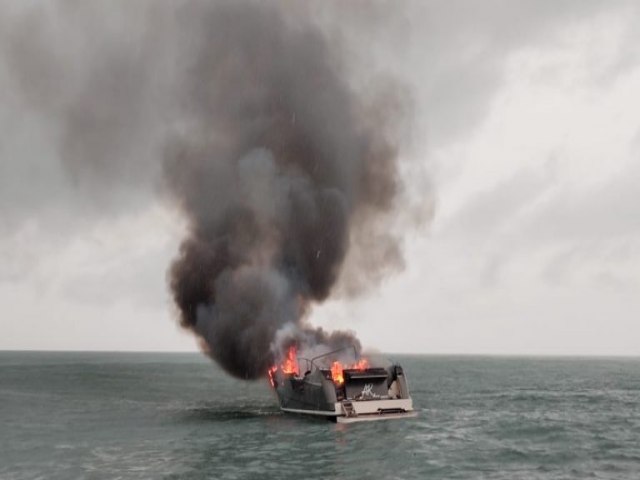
xmin=268 ymin=346 xmax=416 ymax=423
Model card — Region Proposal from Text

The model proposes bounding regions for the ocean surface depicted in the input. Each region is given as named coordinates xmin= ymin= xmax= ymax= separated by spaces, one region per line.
xmin=1 ymin=352 xmax=639 ymax=479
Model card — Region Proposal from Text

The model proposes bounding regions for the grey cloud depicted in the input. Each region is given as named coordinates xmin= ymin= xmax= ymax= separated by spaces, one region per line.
xmin=442 ymin=155 xmax=640 ymax=289
xmin=443 ymin=165 xmax=555 ymax=240
xmin=0 ymin=2 xmax=176 ymax=229
xmin=404 ymin=0 xmax=634 ymax=146
xmin=523 ymin=162 xmax=640 ymax=243
xmin=2 ymin=0 xmax=630 ymax=229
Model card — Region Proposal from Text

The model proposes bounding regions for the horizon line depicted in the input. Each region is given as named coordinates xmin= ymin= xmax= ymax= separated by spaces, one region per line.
xmin=1 ymin=348 xmax=639 ymax=359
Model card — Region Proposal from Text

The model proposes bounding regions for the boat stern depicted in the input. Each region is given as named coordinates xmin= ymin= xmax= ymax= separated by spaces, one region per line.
xmin=270 ymin=349 xmax=416 ymax=423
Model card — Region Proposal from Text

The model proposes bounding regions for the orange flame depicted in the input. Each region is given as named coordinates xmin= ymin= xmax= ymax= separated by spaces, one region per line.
xmin=267 ymin=365 xmax=278 ymax=388
xmin=352 ymin=358 xmax=370 ymax=370
xmin=268 ymin=348 xmax=370 ymax=388
xmin=280 ymin=346 xmax=299 ymax=375
xmin=331 ymin=358 xmax=370 ymax=385
xmin=266 ymin=346 xmax=299 ymax=388
xmin=331 ymin=361 xmax=344 ymax=385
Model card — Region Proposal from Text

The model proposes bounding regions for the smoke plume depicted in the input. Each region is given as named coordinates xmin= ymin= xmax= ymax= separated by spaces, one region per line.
xmin=1 ymin=1 xmax=420 ymax=379
xmin=163 ymin=2 xmax=411 ymax=378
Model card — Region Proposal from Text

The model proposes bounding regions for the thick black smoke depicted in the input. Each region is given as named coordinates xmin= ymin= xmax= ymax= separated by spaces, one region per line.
xmin=1 ymin=1 xmax=416 ymax=379
xmin=164 ymin=3 xmax=408 ymax=378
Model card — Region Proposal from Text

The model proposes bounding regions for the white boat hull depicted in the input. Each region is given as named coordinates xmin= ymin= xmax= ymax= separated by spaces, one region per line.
xmin=280 ymin=398 xmax=415 ymax=422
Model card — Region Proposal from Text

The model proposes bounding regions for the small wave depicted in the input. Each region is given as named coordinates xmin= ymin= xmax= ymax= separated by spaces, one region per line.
xmin=496 ymin=446 xmax=528 ymax=461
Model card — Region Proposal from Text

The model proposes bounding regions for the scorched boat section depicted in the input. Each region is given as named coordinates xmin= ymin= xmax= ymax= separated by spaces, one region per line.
xmin=268 ymin=347 xmax=416 ymax=423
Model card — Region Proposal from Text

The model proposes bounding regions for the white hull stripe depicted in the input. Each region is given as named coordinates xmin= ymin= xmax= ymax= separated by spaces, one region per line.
xmin=336 ymin=411 xmax=418 ymax=423
xmin=280 ymin=407 xmax=340 ymax=416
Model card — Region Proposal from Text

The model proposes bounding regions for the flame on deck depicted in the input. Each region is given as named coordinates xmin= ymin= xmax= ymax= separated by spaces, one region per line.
xmin=330 ymin=358 xmax=369 ymax=386
xmin=281 ymin=346 xmax=300 ymax=375
xmin=268 ymin=346 xmax=369 ymax=387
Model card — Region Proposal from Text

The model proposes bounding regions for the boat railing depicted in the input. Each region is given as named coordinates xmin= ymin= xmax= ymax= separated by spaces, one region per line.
xmin=308 ymin=346 xmax=359 ymax=371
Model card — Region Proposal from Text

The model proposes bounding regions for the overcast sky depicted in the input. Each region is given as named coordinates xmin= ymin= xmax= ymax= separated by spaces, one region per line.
xmin=1 ymin=1 xmax=639 ymax=355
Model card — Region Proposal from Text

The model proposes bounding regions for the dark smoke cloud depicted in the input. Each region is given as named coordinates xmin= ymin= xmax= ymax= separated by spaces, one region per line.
xmin=0 ymin=2 xmax=174 ymax=219
xmin=1 ymin=1 xmax=421 ymax=379
xmin=164 ymin=2 xmax=411 ymax=378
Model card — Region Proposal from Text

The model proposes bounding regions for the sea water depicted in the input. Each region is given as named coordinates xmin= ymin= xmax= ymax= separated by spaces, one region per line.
xmin=1 ymin=352 xmax=639 ymax=479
